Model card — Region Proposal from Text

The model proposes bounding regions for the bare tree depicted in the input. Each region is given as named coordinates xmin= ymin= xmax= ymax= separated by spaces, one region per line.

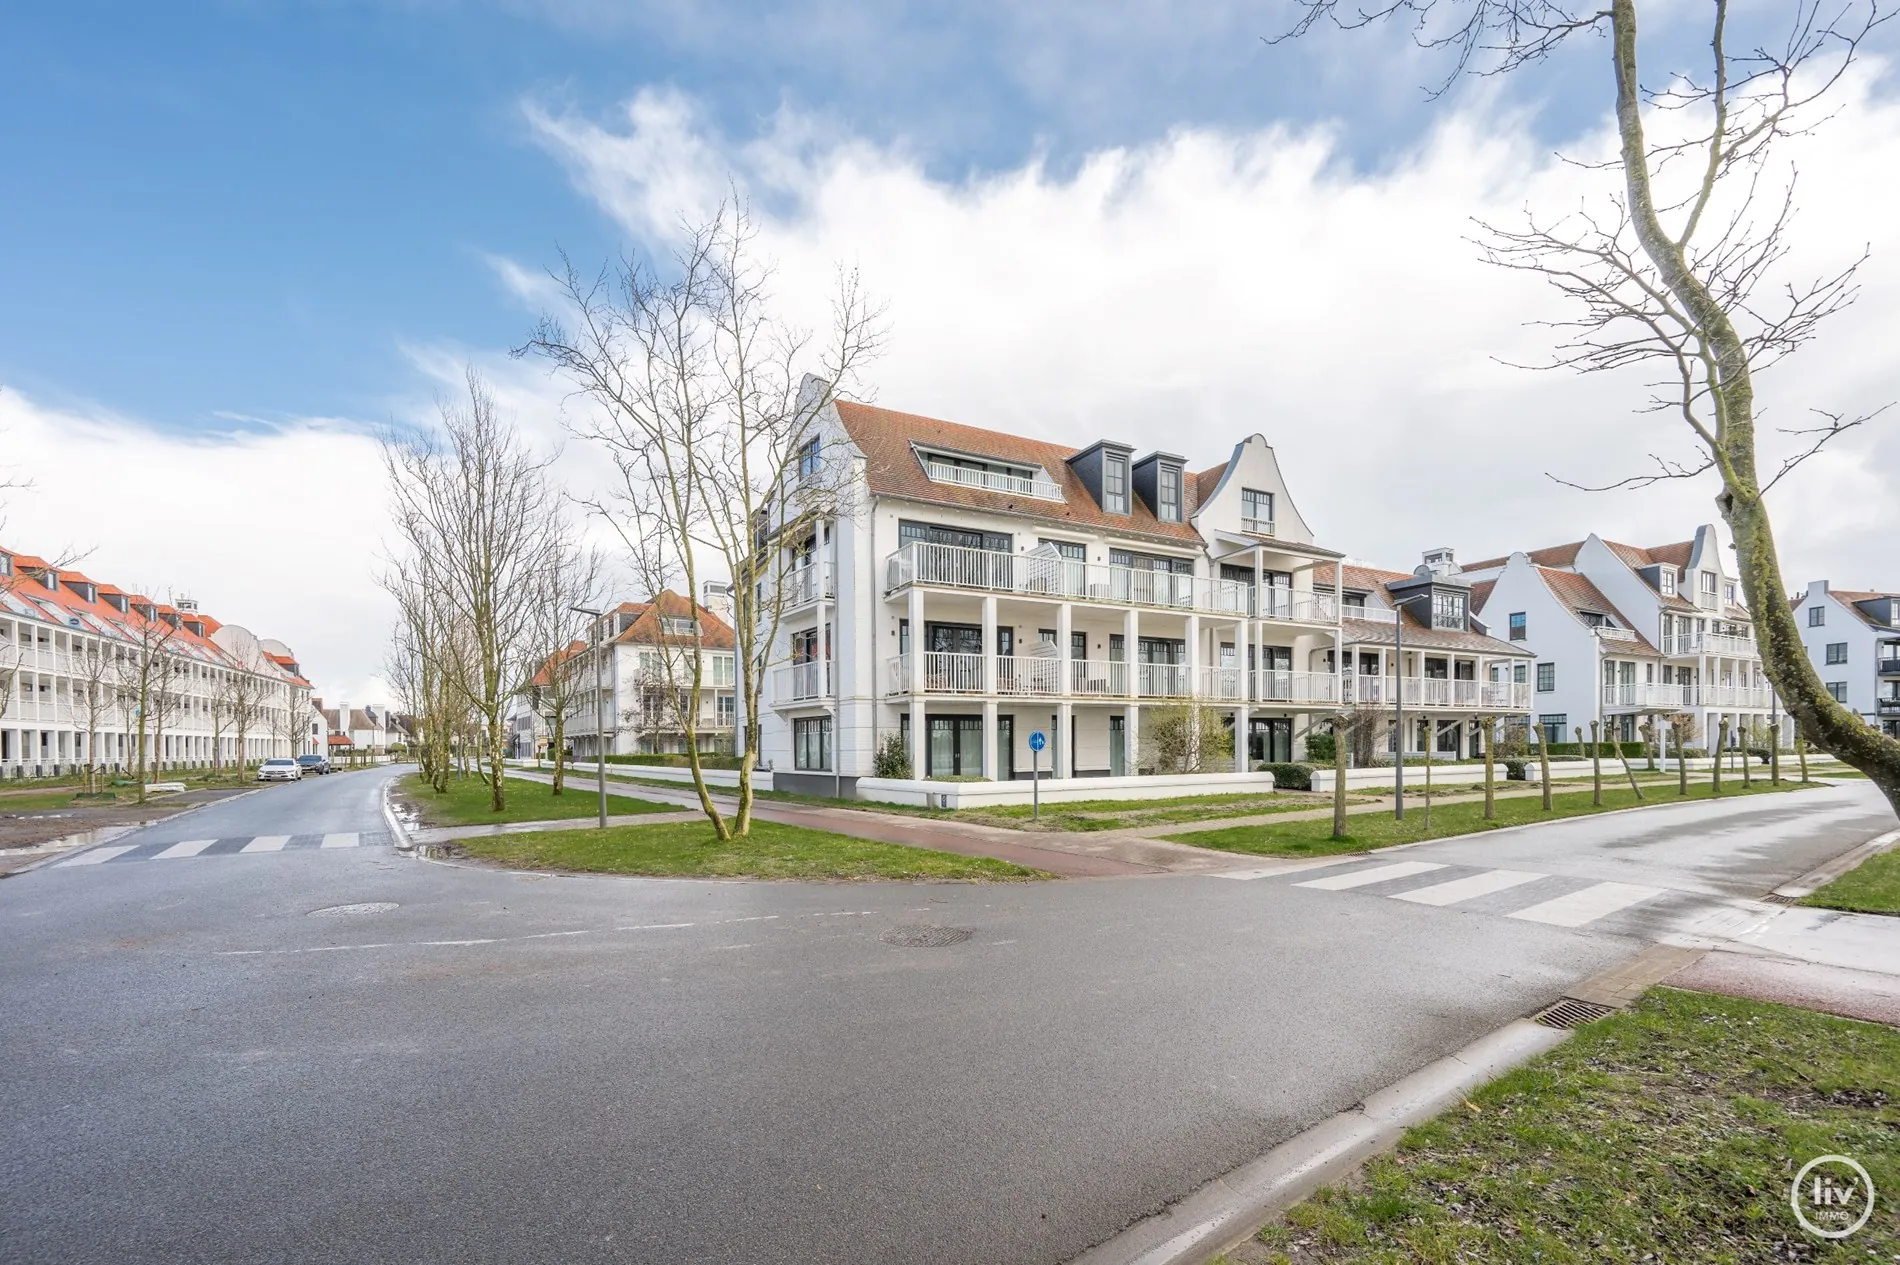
xmin=73 ymin=637 xmax=117 ymax=791
xmin=383 ymin=368 xmax=557 ymax=812
xmin=225 ymin=665 xmax=269 ymax=776
xmin=522 ymin=203 xmax=883 ymax=836
xmin=523 ymin=525 xmax=602 ymax=795
xmin=1279 ymin=0 xmax=1899 ymax=811
xmin=267 ymin=678 xmax=307 ymax=763
xmin=112 ymin=601 xmax=181 ymax=801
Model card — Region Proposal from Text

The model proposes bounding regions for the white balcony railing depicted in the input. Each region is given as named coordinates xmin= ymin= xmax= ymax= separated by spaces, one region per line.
xmin=1592 ymin=626 xmax=1640 ymax=643
xmin=785 ymin=562 xmax=833 ymax=608
xmin=996 ymin=654 xmax=1062 ymax=696
xmin=1241 ymin=515 xmax=1277 ymax=537
xmin=1601 ymin=682 xmax=1695 ymax=710
xmin=877 ymin=659 xmax=1528 ymax=710
xmin=1070 ymin=659 xmax=1130 ymax=698
xmin=1664 ymin=632 xmax=1759 ymax=659
xmin=773 ymin=660 xmax=831 ymax=704
xmin=1136 ymin=663 xmax=1191 ymax=698
xmin=923 ymin=459 xmax=1067 ymax=502
xmin=1341 ymin=675 xmax=1531 ymax=711
xmin=883 ymin=542 xmax=1338 ymax=622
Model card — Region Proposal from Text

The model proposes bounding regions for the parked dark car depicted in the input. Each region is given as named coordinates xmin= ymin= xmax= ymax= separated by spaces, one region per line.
xmin=296 ymin=754 xmax=332 ymax=776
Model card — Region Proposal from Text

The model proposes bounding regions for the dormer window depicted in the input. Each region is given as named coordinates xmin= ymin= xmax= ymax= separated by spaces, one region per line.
xmin=1157 ymin=466 xmax=1182 ymax=522
xmin=660 ymin=617 xmax=696 ymax=637
xmin=1658 ymin=569 xmax=1676 ymax=596
xmin=1431 ymin=591 xmax=1466 ymax=630
xmin=1241 ymin=489 xmax=1274 ymax=535
xmin=919 ymin=447 xmax=1064 ymax=501
xmin=1103 ymin=453 xmax=1129 ymax=515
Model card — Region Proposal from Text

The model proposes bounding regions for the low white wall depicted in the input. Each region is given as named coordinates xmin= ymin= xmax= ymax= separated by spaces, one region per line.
xmin=854 ymin=771 xmax=1276 ymax=809
xmin=514 ymin=760 xmax=773 ymax=792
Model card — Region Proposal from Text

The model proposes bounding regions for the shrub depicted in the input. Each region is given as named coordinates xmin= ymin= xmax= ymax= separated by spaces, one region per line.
xmin=1143 ymin=703 xmax=1234 ymax=774
xmin=1257 ymin=762 xmax=1314 ymax=791
xmin=1303 ymin=730 xmax=1337 ymax=763
xmin=872 ymin=731 xmax=912 ymax=779
xmin=603 ymin=753 xmax=746 ymax=770
xmin=1503 ymin=758 xmax=1527 ymax=781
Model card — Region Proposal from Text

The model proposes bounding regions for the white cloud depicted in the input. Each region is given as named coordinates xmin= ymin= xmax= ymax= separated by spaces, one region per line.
xmin=525 ymin=73 xmax=1900 ymax=592
xmin=0 ymin=389 xmax=397 ymax=707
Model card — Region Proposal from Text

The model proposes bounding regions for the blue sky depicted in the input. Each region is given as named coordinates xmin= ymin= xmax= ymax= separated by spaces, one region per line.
xmin=0 ymin=0 xmax=1628 ymax=432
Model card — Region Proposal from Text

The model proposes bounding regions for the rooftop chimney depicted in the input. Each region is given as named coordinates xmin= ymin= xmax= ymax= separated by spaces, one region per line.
xmin=1421 ymin=547 xmax=1456 ymax=577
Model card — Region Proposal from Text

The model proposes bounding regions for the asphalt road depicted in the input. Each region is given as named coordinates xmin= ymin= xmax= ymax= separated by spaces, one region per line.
xmin=1 ymin=769 xmax=1889 ymax=1265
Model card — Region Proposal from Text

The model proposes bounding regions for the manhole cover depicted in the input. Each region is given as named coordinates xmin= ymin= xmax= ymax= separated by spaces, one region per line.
xmin=307 ymin=902 xmax=399 ymax=917
xmin=880 ymin=924 xmax=973 ymax=948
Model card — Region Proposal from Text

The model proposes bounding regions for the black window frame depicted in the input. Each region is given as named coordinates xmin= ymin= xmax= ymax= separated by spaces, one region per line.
xmin=1825 ymin=642 xmax=1848 ymax=665
xmin=1809 ymin=605 xmax=1826 ymax=627
xmin=793 ymin=716 xmax=832 ymax=771
xmin=1102 ymin=454 xmax=1129 ymax=515
xmin=1536 ymin=662 xmax=1556 ymax=692
xmin=1157 ymin=466 xmax=1182 ymax=522
xmin=898 ymin=519 xmax=1011 ymax=553
xmin=1508 ymin=612 xmax=1527 ymax=641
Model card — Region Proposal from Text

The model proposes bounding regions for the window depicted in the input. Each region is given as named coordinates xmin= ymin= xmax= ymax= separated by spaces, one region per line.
xmin=1158 ymin=466 xmax=1182 ymax=522
xmin=717 ymin=695 xmax=735 ymax=725
xmin=790 ymin=628 xmax=821 ymax=664
xmin=1658 ymin=570 xmax=1676 ymax=596
xmin=1724 ymin=582 xmax=1736 ymax=605
xmin=796 ymin=436 xmax=821 ymax=480
xmin=1700 ymin=571 xmax=1717 ymax=598
xmin=1536 ymin=662 xmax=1556 ymax=692
xmin=1827 ymin=682 xmax=1848 ymax=703
xmin=1431 ymin=591 xmax=1466 ymax=630
xmin=1508 ymin=612 xmax=1526 ymax=641
xmin=1343 ymin=594 xmax=1366 ymax=614
xmin=898 ymin=520 xmax=1011 ymax=553
xmin=793 ymin=716 xmax=831 ymax=770
xmin=1110 ymin=549 xmax=1195 ymax=574
xmin=1513 ymin=663 xmax=1528 ymax=685
xmin=1826 ymin=642 xmax=1848 ymax=665
xmin=1103 ymin=454 xmax=1129 ymax=514
xmin=660 ymin=616 xmax=696 ymax=637
xmin=1809 ymin=605 xmax=1826 ymax=627
xmin=1040 ymin=538 xmax=1086 ymax=561
xmin=1538 ymin=714 xmax=1567 ymax=745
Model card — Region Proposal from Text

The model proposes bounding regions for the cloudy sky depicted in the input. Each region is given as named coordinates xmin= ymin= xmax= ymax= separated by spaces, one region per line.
xmin=3 ymin=2 xmax=1896 ymax=704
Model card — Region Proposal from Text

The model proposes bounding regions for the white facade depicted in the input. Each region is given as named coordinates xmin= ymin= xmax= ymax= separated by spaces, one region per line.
xmin=1460 ymin=525 xmax=1777 ymax=751
xmin=754 ymin=399 xmax=1533 ymax=795
xmin=560 ymin=596 xmax=739 ymax=758
xmin=1794 ymin=581 xmax=1900 ymax=736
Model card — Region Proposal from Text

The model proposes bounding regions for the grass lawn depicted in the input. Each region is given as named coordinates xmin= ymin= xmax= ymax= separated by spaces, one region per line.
xmin=1163 ymin=779 xmax=1821 ymax=859
xmin=451 ymin=817 xmax=1044 ymax=881
xmin=1802 ymin=846 xmax=1900 ymax=916
xmin=1227 ymin=988 xmax=1899 ymax=1264
xmin=401 ymin=772 xmax=673 ymax=827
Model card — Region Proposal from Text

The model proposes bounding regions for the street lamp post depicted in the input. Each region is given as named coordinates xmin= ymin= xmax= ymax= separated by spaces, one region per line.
xmin=1393 ymin=608 xmax=1405 ymax=820
xmin=572 ymin=605 xmax=608 ymax=830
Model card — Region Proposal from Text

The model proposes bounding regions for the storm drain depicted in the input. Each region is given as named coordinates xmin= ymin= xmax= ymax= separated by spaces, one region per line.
xmin=307 ymin=902 xmax=400 ymax=917
xmin=1533 ymin=997 xmax=1618 ymax=1030
xmin=880 ymin=924 xmax=974 ymax=949
xmin=1760 ymin=892 xmax=1799 ymax=906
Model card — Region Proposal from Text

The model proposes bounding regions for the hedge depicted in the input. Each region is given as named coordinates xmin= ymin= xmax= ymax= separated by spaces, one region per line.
xmin=1539 ymin=741 xmax=1649 ymax=758
xmin=1257 ymin=762 xmax=1315 ymax=790
xmin=601 ymin=753 xmax=747 ymax=770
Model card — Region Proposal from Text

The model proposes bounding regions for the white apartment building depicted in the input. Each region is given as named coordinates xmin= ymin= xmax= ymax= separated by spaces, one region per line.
xmin=756 ymin=397 xmax=1534 ymax=796
xmin=1458 ymin=526 xmax=1777 ymax=750
xmin=562 ymin=590 xmax=739 ymax=758
xmin=0 ymin=546 xmax=317 ymax=778
xmin=1793 ymin=581 xmax=1900 ymax=738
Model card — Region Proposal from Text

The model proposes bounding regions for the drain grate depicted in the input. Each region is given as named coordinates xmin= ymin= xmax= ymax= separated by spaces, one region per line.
xmin=1533 ymin=997 xmax=1618 ymax=1030
xmin=880 ymin=924 xmax=974 ymax=948
xmin=307 ymin=902 xmax=399 ymax=917
xmin=1760 ymin=892 xmax=1799 ymax=906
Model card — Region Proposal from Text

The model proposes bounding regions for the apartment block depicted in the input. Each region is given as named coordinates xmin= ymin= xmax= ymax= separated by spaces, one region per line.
xmin=1793 ymin=580 xmax=1900 ymax=737
xmin=1459 ymin=526 xmax=1777 ymax=749
xmin=0 ymin=546 xmax=318 ymax=778
xmin=756 ymin=396 xmax=1533 ymax=796
xmin=553 ymin=590 xmax=739 ymax=758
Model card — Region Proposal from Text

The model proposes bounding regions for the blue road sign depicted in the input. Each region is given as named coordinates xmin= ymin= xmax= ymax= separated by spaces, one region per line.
xmin=1028 ymin=730 xmax=1047 ymax=753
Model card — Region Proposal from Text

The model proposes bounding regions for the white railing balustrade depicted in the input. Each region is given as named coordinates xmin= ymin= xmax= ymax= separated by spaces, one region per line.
xmin=1341 ymin=675 xmax=1530 ymax=710
xmin=923 ymin=460 xmax=1067 ymax=502
xmin=1254 ymin=670 xmax=1340 ymax=705
xmin=920 ymin=651 xmax=985 ymax=694
xmin=1593 ymin=626 xmax=1639 ymax=642
xmin=785 ymin=563 xmax=833 ymax=607
xmin=1200 ymin=666 xmax=1246 ymax=701
xmin=1136 ymin=663 xmax=1191 ymax=698
xmin=995 ymin=654 xmax=1061 ymax=696
xmin=773 ymin=660 xmax=831 ymax=704
xmin=1069 ymin=659 xmax=1129 ymax=697
xmin=1665 ymin=631 xmax=1759 ymax=658
xmin=1240 ymin=515 xmax=1277 ymax=537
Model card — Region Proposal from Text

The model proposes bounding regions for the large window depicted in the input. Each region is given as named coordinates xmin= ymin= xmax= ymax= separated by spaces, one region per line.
xmin=1536 ymin=662 xmax=1556 ymax=692
xmin=1826 ymin=642 xmax=1848 ymax=665
xmin=1241 ymin=488 xmax=1273 ymax=532
xmin=927 ymin=715 xmax=984 ymax=777
xmin=1538 ymin=714 xmax=1567 ymax=745
xmin=1513 ymin=663 xmax=1528 ymax=684
xmin=1658 ymin=569 xmax=1676 ymax=596
xmin=898 ymin=520 xmax=1011 ymax=553
xmin=1158 ymin=466 xmax=1182 ymax=522
xmin=1809 ymin=605 xmax=1826 ymax=627
xmin=1039 ymin=538 xmax=1086 ymax=561
xmin=1103 ymin=454 xmax=1129 ymax=514
xmin=1508 ymin=611 xmax=1527 ymax=641
xmin=1700 ymin=571 xmax=1718 ymax=599
xmin=1826 ymin=682 xmax=1848 ymax=703
xmin=796 ymin=436 xmax=821 ymax=481
xmin=793 ymin=716 xmax=832 ymax=771
xmin=1431 ymin=590 xmax=1466 ymax=630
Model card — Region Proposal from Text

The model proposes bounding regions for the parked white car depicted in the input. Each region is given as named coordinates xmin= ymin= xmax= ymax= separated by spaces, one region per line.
xmin=257 ymin=758 xmax=303 ymax=783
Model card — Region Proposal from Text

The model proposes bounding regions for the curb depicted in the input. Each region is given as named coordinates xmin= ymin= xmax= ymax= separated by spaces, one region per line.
xmin=383 ymin=778 xmax=416 ymax=854
xmin=4 ymin=786 xmax=264 ymax=877
xmin=1066 ymin=943 xmax=1703 ymax=1265
xmin=1771 ymin=827 xmax=1900 ymax=900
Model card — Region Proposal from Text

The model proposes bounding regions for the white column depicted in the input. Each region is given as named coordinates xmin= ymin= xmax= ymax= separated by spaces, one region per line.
xmin=1057 ymin=601 xmax=1073 ymax=696
xmin=1123 ymin=607 xmax=1140 ymax=699
xmin=1186 ymin=613 xmax=1201 ymax=698
xmin=1235 ymin=703 xmax=1250 ymax=771
xmin=981 ymin=594 xmax=998 ymax=696
xmin=1057 ymin=700 xmax=1074 ymax=778
xmin=909 ymin=697 xmax=926 ymax=778
xmin=908 ymin=586 xmax=926 ymax=696
xmin=1126 ymin=704 xmax=1140 ymax=775
xmin=982 ymin=700 xmax=998 ymax=781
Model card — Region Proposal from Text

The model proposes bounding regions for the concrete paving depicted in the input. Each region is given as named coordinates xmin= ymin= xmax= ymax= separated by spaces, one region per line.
xmin=1 ymin=767 xmax=1891 ymax=1265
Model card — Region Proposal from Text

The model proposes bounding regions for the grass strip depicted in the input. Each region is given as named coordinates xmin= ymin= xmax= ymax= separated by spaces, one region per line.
xmin=402 ymin=772 xmax=672 ymax=827
xmin=1802 ymin=846 xmax=1900 ymax=916
xmin=451 ymin=817 xmax=1044 ymax=881
xmin=1227 ymin=988 xmax=1899 ymax=1264
xmin=1163 ymin=779 xmax=1819 ymax=858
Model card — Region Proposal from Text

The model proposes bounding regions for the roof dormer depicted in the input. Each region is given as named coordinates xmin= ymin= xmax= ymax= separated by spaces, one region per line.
xmin=1387 ymin=566 xmax=1474 ymax=632
xmin=1131 ymin=451 xmax=1188 ymax=524
xmin=1066 ymin=440 xmax=1136 ymax=516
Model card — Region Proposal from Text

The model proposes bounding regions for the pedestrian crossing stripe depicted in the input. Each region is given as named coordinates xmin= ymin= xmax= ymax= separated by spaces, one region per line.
xmin=54 ymin=833 xmax=385 ymax=866
xmin=1274 ymin=860 xmax=1671 ymax=929
xmin=1508 ymin=882 xmax=1664 ymax=927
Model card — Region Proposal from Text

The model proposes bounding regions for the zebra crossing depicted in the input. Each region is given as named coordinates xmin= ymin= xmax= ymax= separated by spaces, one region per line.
xmin=55 ymin=832 xmax=384 ymax=866
xmin=1224 ymin=856 xmax=1680 ymax=932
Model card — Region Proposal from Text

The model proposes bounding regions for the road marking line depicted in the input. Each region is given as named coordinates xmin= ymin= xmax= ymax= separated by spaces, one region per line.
xmin=241 ymin=836 xmax=290 ymax=853
xmin=1508 ymin=881 xmax=1664 ymax=927
xmin=56 ymin=845 xmax=137 ymax=866
xmin=617 ymin=922 xmax=697 ymax=931
xmin=154 ymin=839 xmax=217 ymax=859
xmin=1392 ymin=869 xmax=1546 ymax=907
xmin=319 ymin=833 xmax=359 ymax=849
xmin=1295 ymin=861 xmax=1447 ymax=891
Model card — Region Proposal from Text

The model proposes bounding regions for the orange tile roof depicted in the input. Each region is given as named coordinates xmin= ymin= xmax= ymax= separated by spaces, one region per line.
xmin=1535 ymin=567 xmax=1660 ymax=654
xmin=612 ymin=590 xmax=737 ymax=650
xmin=833 ymin=400 xmax=1205 ymax=546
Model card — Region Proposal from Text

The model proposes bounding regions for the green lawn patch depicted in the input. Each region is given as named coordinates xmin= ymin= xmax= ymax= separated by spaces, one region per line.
xmin=0 ymin=789 xmax=103 ymax=813
xmin=451 ymin=817 xmax=1044 ymax=881
xmin=401 ymin=772 xmax=672 ymax=827
xmin=1229 ymin=988 xmax=1899 ymax=1264
xmin=1802 ymin=846 xmax=1900 ymax=916
xmin=1164 ymin=779 xmax=1820 ymax=858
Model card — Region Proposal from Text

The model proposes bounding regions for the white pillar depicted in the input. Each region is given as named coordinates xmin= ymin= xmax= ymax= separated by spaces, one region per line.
xmin=909 ymin=697 xmax=926 ymax=778
xmin=1186 ymin=613 xmax=1201 ymax=698
xmin=981 ymin=594 xmax=998 ymax=696
xmin=1126 ymin=704 xmax=1140 ymax=775
xmin=1057 ymin=700 xmax=1074 ymax=778
xmin=908 ymin=586 xmax=926 ymax=696
xmin=1057 ymin=601 xmax=1073 ymax=696
xmin=982 ymin=700 xmax=998 ymax=781
xmin=1235 ymin=704 xmax=1250 ymax=771
xmin=1123 ymin=607 xmax=1140 ymax=699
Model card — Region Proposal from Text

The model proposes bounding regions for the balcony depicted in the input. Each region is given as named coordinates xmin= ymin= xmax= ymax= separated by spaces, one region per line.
xmin=1879 ymin=696 xmax=1900 ymax=714
xmin=1240 ymin=515 xmax=1277 ymax=537
xmin=878 ymin=658 xmax=1526 ymax=709
xmin=1592 ymin=626 xmax=1641 ymax=644
xmin=1602 ymin=682 xmax=1695 ymax=710
xmin=784 ymin=562 xmax=834 ymax=609
xmin=884 ymin=542 xmax=1338 ymax=623
xmin=1878 ymin=657 xmax=1900 ymax=677
xmin=1340 ymin=675 xmax=1531 ymax=711
xmin=1664 ymin=632 xmax=1759 ymax=659
xmin=923 ymin=459 xmax=1066 ymax=502
xmin=772 ymin=660 xmax=831 ymax=705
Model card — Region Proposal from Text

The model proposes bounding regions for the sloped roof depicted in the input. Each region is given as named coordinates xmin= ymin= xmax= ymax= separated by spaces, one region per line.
xmin=613 ymin=589 xmax=736 ymax=650
xmin=1824 ymin=589 xmax=1900 ymax=630
xmin=1314 ymin=562 xmax=1415 ymax=592
xmin=530 ymin=640 xmax=588 ymax=687
xmin=1194 ymin=463 xmax=1228 ymax=503
xmin=1536 ymin=567 xmax=1661 ymax=655
xmin=833 ymin=400 xmax=1205 ymax=546
xmin=1339 ymin=610 xmax=1535 ymax=657
xmin=1467 ymin=579 xmax=1496 ymax=613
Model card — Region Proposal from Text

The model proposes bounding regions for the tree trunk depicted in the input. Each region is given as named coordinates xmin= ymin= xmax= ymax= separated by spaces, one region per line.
xmin=1609 ymin=0 xmax=1900 ymax=816
xmin=1481 ymin=716 xmax=1496 ymax=821
xmin=1586 ymin=723 xmax=1601 ymax=806
xmin=1536 ymin=722 xmax=1552 ymax=810
xmin=1798 ymin=738 xmax=1809 ymax=783
xmin=1713 ymin=718 xmax=1728 ymax=796
xmin=1676 ymin=723 xmax=1689 ymax=796
xmin=1769 ymin=720 xmax=1781 ymax=785
xmin=550 ymin=712 xmax=565 ymax=795
xmin=1617 ymin=741 xmax=1644 ymax=800
xmin=1331 ymin=716 xmax=1349 ymax=839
